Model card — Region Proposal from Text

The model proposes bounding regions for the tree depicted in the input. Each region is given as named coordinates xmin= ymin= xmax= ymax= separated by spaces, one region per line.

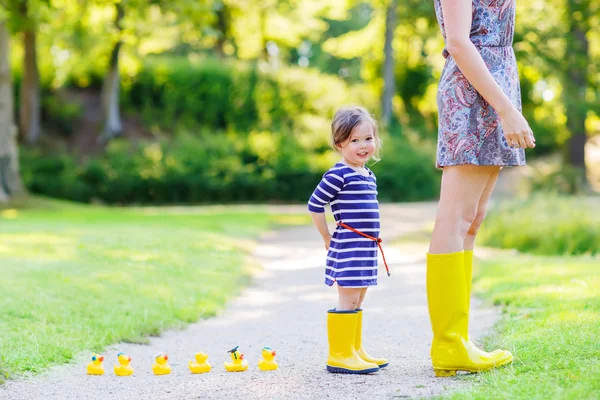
xmin=213 ymin=1 xmax=234 ymax=57
xmin=0 ymin=20 xmax=25 ymax=202
xmin=381 ymin=0 xmax=396 ymax=126
xmin=563 ymin=0 xmax=591 ymax=182
xmin=322 ymin=1 xmax=434 ymax=123
xmin=96 ymin=0 xmax=217 ymax=142
xmin=99 ymin=1 xmax=125 ymax=143
xmin=224 ymin=0 xmax=343 ymax=61
xmin=3 ymin=0 xmax=46 ymax=145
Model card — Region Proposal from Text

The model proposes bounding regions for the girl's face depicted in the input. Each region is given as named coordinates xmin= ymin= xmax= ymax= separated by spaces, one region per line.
xmin=336 ymin=122 xmax=376 ymax=168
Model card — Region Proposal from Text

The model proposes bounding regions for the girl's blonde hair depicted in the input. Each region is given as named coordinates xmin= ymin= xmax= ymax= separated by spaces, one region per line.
xmin=331 ymin=105 xmax=381 ymax=161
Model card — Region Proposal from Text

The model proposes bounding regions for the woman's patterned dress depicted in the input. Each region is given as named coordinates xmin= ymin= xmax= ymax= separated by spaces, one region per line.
xmin=434 ymin=0 xmax=526 ymax=167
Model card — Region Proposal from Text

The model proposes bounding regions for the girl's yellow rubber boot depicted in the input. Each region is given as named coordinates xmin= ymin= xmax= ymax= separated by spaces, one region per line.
xmin=326 ymin=310 xmax=380 ymax=374
xmin=426 ymin=251 xmax=513 ymax=377
xmin=463 ymin=250 xmax=513 ymax=364
xmin=355 ymin=309 xmax=389 ymax=368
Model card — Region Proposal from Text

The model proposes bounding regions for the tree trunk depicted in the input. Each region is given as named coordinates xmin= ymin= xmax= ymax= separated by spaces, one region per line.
xmin=214 ymin=2 xmax=231 ymax=58
xmin=20 ymin=28 xmax=41 ymax=145
xmin=0 ymin=22 xmax=25 ymax=202
xmin=563 ymin=0 xmax=590 ymax=181
xmin=100 ymin=3 xmax=124 ymax=143
xmin=382 ymin=0 xmax=397 ymax=127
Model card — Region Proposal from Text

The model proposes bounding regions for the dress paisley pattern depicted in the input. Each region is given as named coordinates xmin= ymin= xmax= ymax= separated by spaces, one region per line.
xmin=434 ymin=0 xmax=526 ymax=167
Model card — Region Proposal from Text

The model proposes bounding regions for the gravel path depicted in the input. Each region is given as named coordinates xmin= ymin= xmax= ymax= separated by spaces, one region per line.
xmin=1 ymin=203 xmax=502 ymax=400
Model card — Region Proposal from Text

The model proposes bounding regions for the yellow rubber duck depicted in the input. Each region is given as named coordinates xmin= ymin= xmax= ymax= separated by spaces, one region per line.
xmin=152 ymin=352 xmax=172 ymax=375
xmin=224 ymin=346 xmax=248 ymax=372
xmin=189 ymin=352 xmax=211 ymax=374
xmin=114 ymin=352 xmax=134 ymax=376
xmin=258 ymin=347 xmax=278 ymax=371
xmin=86 ymin=353 xmax=104 ymax=375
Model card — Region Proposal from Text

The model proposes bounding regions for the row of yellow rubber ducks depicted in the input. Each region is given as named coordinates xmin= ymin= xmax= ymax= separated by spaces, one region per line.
xmin=87 ymin=346 xmax=278 ymax=376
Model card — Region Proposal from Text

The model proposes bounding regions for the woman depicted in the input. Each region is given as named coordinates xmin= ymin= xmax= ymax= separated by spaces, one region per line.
xmin=427 ymin=0 xmax=535 ymax=377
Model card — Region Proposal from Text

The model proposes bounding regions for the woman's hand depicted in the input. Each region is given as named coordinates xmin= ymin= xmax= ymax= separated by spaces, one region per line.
xmin=499 ymin=106 xmax=536 ymax=149
xmin=323 ymin=233 xmax=332 ymax=250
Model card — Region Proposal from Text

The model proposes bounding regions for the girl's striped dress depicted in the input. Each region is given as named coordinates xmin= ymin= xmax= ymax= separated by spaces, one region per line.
xmin=308 ymin=162 xmax=380 ymax=288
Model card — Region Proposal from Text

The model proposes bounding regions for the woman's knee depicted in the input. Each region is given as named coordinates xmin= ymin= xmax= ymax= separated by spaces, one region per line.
xmin=435 ymin=207 xmax=478 ymax=235
xmin=467 ymin=210 xmax=487 ymax=235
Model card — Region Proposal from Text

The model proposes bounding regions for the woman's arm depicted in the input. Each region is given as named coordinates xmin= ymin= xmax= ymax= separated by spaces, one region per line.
xmin=440 ymin=0 xmax=535 ymax=149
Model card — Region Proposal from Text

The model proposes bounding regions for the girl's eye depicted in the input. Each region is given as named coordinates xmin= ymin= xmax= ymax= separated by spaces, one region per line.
xmin=366 ymin=137 xmax=373 ymax=141
xmin=351 ymin=139 xmax=359 ymax=143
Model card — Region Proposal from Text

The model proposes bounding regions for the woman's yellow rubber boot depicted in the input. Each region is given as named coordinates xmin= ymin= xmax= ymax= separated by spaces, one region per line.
xmin=463 ymin=250 xmax=513 ymax=364
xmin=426 ymin=251 xmax=512 ymax=377
xmin=355 ymin=309 xmax=389 ymax=368
xmin=326 ymin=310 xmax=380 ymax=374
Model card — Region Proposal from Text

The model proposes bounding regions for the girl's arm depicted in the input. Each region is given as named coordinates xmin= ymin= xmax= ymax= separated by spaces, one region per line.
xmin=310 ymin=212 xmax=332 ymax=250
xmin=440 ymin=0 xmax=535 ymax=149
xmin=308 ymin=170 xmax=344 ymax=250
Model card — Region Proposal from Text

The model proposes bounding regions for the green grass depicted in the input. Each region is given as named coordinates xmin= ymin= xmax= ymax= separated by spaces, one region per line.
xmin=0 ymin=197 xmax=309 ymax=380
xmin=479 ymin=195 xmax=599 ymax=256
xmin=444 ymin=254 xmax=600 ymax=399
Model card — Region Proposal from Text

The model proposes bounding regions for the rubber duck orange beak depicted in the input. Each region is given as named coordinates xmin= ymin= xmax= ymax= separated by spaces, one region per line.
xmin=272 ymin=351 xmax=276 ymax=356
xmin=99 ymin=356 xmax=104 ymax=362
xmin=128 ymin=357 xmax=131 ymax=362
xmin=240 ymin=354 xmax=244 ymax=360
xmin=164 ymin=355 xmax=168 ymax=360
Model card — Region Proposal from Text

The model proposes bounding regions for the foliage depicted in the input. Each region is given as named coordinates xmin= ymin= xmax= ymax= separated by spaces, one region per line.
xmin=3 ymin=0 xmax=599 ymax=203
xmin=528 ymin=164 xmax=590 ymax=195
xmin=40 ymin=95 xmax=84 ymax=137
xmin=120 ymin=56 xmax=376 ymax=133
xmin=479 ymin=195 xmax=600 ymax=256
xmin=20 ymin=130 xmax=440 ymax=204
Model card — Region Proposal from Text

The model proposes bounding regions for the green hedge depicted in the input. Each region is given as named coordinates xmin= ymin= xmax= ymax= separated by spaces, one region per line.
xmin=20 ymin=131 xmax=440 ymax=205
xmin=479 ymin=195 xmax=600 ymax=256
xmin=121 ymin=56 xmax=376 ymax=133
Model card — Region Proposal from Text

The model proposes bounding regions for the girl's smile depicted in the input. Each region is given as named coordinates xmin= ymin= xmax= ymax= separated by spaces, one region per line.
xmin=336 ymin=122 xmax=376 ymax=168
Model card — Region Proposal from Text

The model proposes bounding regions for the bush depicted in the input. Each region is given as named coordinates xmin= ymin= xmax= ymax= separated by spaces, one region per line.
xmin=529 ymin=164 xmax=589 ymax=195
xmin=20 ymin=131 xmax=440 ymax=205
xmin=41 ymin=95 xmax=84 ymax=137
xmin=120 ymin=56 xmax=376 ymax=133
xmin=20 ymin=150 xmax=92 ymax=203
xmin=479 ymin=195 xmax=600 ymax=256
xmin=370 ymin=132 xmax=440 ymax=201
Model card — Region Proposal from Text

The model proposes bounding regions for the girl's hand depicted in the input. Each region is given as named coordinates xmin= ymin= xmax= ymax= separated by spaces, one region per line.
xmin=499 ymin=107 xmax=536 ymax=149
xmin=323 ymin=233 xmax=332 ymax=250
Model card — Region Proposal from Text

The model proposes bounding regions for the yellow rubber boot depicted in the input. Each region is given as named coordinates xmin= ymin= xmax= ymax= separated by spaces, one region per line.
xmin=427 ymin=251 xmax=512 ymax=377
xmin=326 ymin=310 xmax=380 ymax=374
xmin=355 ymin=309 xmax=389 ymax=368
xmin=464 ymin=250 xmax=513 ymax=363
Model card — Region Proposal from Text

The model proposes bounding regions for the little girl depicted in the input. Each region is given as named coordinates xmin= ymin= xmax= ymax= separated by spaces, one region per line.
xmin=308 ymin=105 xmax=388 ymax=374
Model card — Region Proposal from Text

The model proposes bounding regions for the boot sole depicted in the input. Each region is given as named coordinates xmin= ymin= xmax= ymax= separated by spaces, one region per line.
xmin=433 ymin=355 xmax=514 ymax=377
xmin=326 ymin=365 xmax=379 ymax=374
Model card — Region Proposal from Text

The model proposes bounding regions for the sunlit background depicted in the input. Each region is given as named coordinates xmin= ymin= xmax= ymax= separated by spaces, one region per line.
xmin=1 ymin=2 xmax=599 ymax=394
xmin=0 ymin=0 xmax=598 ymax=204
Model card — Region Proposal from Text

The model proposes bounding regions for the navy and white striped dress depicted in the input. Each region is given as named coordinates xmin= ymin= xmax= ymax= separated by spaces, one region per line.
xmin=308 ymin=162 xmax=380 ymax=288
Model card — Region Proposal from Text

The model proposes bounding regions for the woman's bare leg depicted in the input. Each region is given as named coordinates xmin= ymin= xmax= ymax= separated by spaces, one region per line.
xmin=463 ymin=169 xmax=500 ymax=250
xmin=429 ymin=165 xmax=501 ymax=254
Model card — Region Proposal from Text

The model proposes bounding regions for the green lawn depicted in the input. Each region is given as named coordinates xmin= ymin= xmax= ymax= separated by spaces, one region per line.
xmin=0 ymin=197 xmax=308 ymax=381
xmin=445 ymin=254 xmax=600 ymax=399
